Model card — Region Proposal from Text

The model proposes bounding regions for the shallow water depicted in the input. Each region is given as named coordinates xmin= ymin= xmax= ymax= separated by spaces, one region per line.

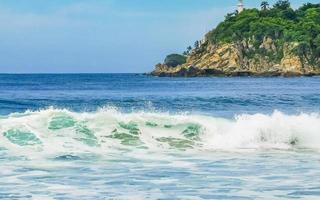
xmin=0 ymin=74 xmax=319 ymax=199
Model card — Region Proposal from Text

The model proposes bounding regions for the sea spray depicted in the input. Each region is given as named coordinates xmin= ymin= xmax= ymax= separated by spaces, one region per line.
xmin=0 ymin=108 xmax=319 ymax=158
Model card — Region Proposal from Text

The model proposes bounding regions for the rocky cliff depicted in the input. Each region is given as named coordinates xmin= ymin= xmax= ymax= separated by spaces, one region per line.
xmin=151 ymin=37 xmax=320 ymax=77
xmin=150 ymin=2 xmax=320 ymax=77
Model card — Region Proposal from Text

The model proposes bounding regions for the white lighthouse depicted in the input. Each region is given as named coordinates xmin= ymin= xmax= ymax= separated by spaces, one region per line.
xmin=238 ymin=0 xmax=244 ymax=13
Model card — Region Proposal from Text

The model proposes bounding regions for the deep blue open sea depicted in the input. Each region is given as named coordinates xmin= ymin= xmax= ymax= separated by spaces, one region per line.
xmin=0 ymin=74 xmax=320 ymax=199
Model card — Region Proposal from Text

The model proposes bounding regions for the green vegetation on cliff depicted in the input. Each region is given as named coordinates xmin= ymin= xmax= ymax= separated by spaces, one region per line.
xmin=152 ymin=1 xmax=320 ymax=77
xmin=164 ymin=54 xmax=187 ymax=67
xmin=207 ymin=0 xmax=320 ymax=66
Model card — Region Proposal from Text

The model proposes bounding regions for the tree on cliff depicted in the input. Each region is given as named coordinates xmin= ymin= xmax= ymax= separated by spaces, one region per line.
xmin=261 ymin=1 xmax=269 ymax=11
xmin=194 ymin=41 xmax=200 ymax=49
xmin=273 ymin=0 xmax=290 ymax=10
xmin=206 ymin=0 xmax=320 ymax=67
xmin=164 ymin=54 xmax=187 ymax=67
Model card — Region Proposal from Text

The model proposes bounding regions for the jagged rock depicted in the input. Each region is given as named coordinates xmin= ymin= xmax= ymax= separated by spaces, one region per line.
xmin=259 ymin=37 xmax=277 ymax=52
xmin=150 ymin=39 xmax=320 ymax=77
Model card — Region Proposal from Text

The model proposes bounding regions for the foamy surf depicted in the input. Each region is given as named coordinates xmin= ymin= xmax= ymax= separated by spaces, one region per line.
xmin=1 ymin=74 xmax=320 ymax=200
xmin=0 ymin=107 xmax=319 ymax=157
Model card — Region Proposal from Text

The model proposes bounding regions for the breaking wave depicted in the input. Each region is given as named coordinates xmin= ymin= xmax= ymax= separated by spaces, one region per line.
xmin=0 ymin=107 xmax=319 ymax=157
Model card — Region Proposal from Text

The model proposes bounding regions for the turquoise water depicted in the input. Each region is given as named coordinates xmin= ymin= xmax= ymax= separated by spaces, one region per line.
xmin=0 ymin=74 xmax=320 ymax=199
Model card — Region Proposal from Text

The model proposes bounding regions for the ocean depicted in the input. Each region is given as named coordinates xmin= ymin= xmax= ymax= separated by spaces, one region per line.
xmin=0 ymin=74 xmax=319 ymax=199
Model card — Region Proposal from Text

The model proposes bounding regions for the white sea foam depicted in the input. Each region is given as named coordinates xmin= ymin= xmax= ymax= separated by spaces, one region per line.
xmin=0 ymin=108 xmax=319 ymax=157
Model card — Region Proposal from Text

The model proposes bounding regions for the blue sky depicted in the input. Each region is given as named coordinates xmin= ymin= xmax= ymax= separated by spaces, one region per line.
xmin=0 ymin=0 xmax=318 ymax=73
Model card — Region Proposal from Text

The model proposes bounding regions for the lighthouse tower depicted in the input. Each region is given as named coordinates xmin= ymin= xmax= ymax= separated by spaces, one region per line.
xmin=238 ymin=0 xmax=244 ymax=13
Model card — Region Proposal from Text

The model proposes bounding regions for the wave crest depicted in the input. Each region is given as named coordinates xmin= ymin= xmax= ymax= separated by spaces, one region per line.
xmin=0 ymin=108 xmax=319 ymax=156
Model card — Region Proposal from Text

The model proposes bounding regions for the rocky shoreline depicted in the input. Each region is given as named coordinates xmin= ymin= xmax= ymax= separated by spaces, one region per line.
xmin=150 ymin=41 xmax=320 ymax=77
xmin=150 ymin=66 xmax=320 ymax=77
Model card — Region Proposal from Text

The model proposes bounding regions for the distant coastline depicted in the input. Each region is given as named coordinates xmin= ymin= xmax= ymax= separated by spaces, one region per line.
xmin=150 ymin=1 xmax=320 ymax=77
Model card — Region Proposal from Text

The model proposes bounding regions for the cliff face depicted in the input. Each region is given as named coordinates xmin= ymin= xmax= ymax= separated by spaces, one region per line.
xmin=151 ymin=37 xmax=320 ymax=77
xmin=151 ymin=2 xmax=320 ymax=77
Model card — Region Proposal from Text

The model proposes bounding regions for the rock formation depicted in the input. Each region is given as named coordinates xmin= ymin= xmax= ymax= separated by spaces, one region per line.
xmin=151 ymin=37 xmax=320 ymax=77
xmin=150 ymin=2 xmax=320 ymax=77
